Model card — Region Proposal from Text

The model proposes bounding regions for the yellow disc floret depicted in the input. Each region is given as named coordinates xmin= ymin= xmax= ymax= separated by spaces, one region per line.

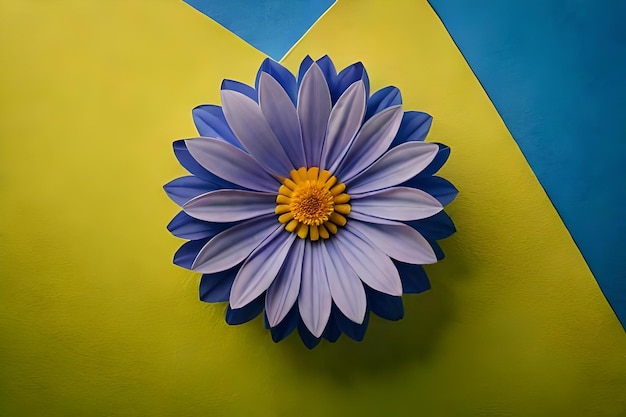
xmin=275 ymin=167 xmax=351 ymax=241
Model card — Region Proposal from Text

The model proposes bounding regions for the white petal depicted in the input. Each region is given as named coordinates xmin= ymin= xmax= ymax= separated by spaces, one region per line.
xmin=298 ymin=63 xmax=332 ymax=167
xmin=334 ymin=229 xmax=403 ymax=296
xmin=351 ymin=187 xmax=443 ymax=221
xmin=322 ymin=240 xmax=367 ymax=324
xmin=258 ymin=72 xmax=306 ymax=168
xmin=185 ymin=138 xmax=280 ymax=192
xmin=335 ymin=105 xmax=403 ymax=180
xmin=346 ymin=220 xmax=437 ymax=265
xmin=230 ymin=228 xmax=296 ymax=309
xmin=321 ymin=81 xmax=366 ymax=171
xmin=265 ymin=239 xmax=305 ymax=327
xmin=346 ymin=141 xmax=439 ymax=194
xmin=183 ymin=189 xmax=276 ymax=222
xmin=221 ymin=89 xmax=294 ymax=176
xmin=298 ymin=240 xmax=332 ymax=337
xmin=191 ymin=215 xmax=279 ymax=274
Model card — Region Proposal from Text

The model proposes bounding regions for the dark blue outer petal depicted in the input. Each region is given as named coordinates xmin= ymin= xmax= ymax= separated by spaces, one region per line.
xmin=419 ymin=145 xmax=451 ymax=177
xmin=255 ymin=58 xmax=297 ymax=105
xmin=429 ymin=240 xmax=445 ymax=260
xmin=394 ymin=261 xmax=431 ymax=294
xmin=391 ymin=111 xmax=433 ymax=147
xmin=407 ymin=211 xmax=456 ymax=241
xmin=172 ymin=140 xmax=243 ymax=190
xmin=172 ymin=215 xmax=240 ymax=268
xmin=199 ymin=264 xmax=240 ymax=303
xmin=226 ymin=294 xmax=265 ymax=325
xmin=192 ymin=105 xmax=242 ymax=149
xmin=333 ymin=62 xmax=370 ymax=102
xmin=297 ymin=55 xmax=315 ymax=89
xmin=400 ymin=211 xmax=452 ymax=265
xmin=388 ymin=113 xmax=450 ymax=178
xmin=267 ymin=304 xmax=300 ymax=343
xmin=314 ymin=55 xmax=337 ymax=91
xmin=265 ymin=306 xmax=339 ymax=344
xmin=163 ymin=175 xmax=220 ymax=206
xmin=365 ymin=86 xmax=402 ymax=121
xmin=301 ymin=56 xmax=370 ymax=104
xmin=334 ymin=305 xmax=370 ymax=342
xmin=365 ymin=286 xmax=404 ymax=321
xmin=298 ymin=322 xmax=322 ymax=349
xmin=173 ymin=238 xmax=211 ymax=269
xmin=167 ymin=211 xmax=234 ymax=240
xmin=221 ymin=79 xmax=257 ymax=101
xmin=403 ymin=176 xmax=459 ymax=206
xmin=322 ymin=314 xmax=341 ymax=342
xmin=296 ymin=308 xmax=371 ymax=347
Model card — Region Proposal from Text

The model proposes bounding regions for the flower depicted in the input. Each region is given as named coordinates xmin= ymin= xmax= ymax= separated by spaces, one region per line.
xmin=165 ymin=56 xmax=457 ymax=348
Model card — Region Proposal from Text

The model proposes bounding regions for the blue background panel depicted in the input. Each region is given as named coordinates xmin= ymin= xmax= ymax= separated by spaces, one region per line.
xmin=183 ymin=0 xmax=335 ymax=60
xmin=429 ymin=0 xmax=626 ymax=327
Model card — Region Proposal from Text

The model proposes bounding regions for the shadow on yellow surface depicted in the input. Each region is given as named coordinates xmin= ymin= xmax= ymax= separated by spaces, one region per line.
xmin=1 ymin=1 xmax=625 ymax=416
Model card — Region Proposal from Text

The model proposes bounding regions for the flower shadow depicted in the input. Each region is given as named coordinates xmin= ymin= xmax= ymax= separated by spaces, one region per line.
xmin=269 ymin=234 xmax=470 ymax=382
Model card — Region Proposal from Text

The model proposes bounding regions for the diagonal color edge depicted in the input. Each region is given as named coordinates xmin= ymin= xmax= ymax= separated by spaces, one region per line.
xmin=428 ymin=0 xmax=626 ymax=328
xmin=182 ymin=0 xmax=336 ymax=60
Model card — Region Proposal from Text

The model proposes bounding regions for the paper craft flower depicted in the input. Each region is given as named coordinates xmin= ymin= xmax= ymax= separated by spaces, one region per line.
xmin=165 ymin=56 xmax=457 ymax=348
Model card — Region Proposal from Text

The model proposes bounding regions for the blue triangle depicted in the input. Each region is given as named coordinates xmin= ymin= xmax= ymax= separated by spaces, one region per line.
xmin=429 ymin=0 xmax=626 ymax=328
xmin=184 ymin=0 xmax=335 ymax=60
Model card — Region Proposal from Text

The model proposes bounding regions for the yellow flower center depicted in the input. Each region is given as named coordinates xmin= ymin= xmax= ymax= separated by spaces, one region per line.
xmin=275 ymin=167 xmax=351 ymax=241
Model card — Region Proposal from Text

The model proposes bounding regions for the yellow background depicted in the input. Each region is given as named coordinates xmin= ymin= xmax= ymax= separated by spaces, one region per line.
xmin=1 ymin=1 xmax=624 ymax=415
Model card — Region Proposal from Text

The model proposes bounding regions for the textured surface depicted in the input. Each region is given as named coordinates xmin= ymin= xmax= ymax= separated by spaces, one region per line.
xmin=429 ymin=0 xmax=626 ymax=326
xmin=1 ymin=1 xmax=625 ymax=416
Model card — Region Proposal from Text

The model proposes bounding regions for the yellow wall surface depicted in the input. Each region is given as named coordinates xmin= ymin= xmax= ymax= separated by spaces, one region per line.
xmin=1 ymin=1 xmax=625 ymax=416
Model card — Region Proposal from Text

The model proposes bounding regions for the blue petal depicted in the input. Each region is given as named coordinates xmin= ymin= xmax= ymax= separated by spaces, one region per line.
xmin=255 ymin=58 xmax=297 ymax=105
xmin=191 ymin=215 xmax=279 ymax=274
xmin=183 ymin=189 xmax=276 ymax=223
xmin=332 ymin=62 xmax=370 ymax=103
xmin=315 ymin=55 xmax=337 ymax=89
xmin=345 ymin=141 xmax=440 ymax=195
xmin=220 ymin=89 xmax=295 ymax=176
xmin=172 ymin=140 xmax=242 ymax=189
xmin=419 ymin=144 xmax=450 ymax=177
xmin=184 ymin=138 xmax=279 ymax=192
xmin=163 ymin=176 xmax=220 ymax=206
xmin=394 ymin=260 xmax=431 ymax=294
xmin=221 ymin=79 xmax=257 ymax=102
xmin=365 ymin=86 xmax=402 ymax=121
xmin=191 ymin=105 xmax=241 ymax=149
xmin=403 ymin=176 xmax=459 ymax=206
xmin=297 ymin=55 xmax=314 ymax=89
xmin=365 ymin=286 xmax=404 ymax=321
xmin=430 ymin=240 xmax=445 ymax=260
xmin=390 ymin=111 xmax=433 ymax=148
xmin=320 ymin=81 xmax=367 ymax=172
xmin=199 ymin=264 xmax=239 ymax=302
xmin=173 ymin=238 xmax=211 ymax=269
xmin=334 ymin=306 xmax=369 ymax=341
xmin=226 ymin=294 xmax=264 ymax=325
xmin=167 ymin=211 xmax=233 ymax=240
xmin=173 ymin=140 xmax=213 ymax=182
xmin=258 ymin=72 xmax=306 ymax=168
xmin=269 ymin=305 xmax=299 ymax=343
xmin=407 ymin=211 xmax=457 ymax=241
xmin=298 ymin=322 xmax=322 ymax=349
xmin=298 ymin=63 xmax=332 ymax=168
xmin=322 ymin=313 xmax=341 ymax=342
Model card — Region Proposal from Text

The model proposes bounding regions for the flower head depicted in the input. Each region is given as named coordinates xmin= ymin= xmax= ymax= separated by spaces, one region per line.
xmin=165 ymin=56 xmax=457 ymax=348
